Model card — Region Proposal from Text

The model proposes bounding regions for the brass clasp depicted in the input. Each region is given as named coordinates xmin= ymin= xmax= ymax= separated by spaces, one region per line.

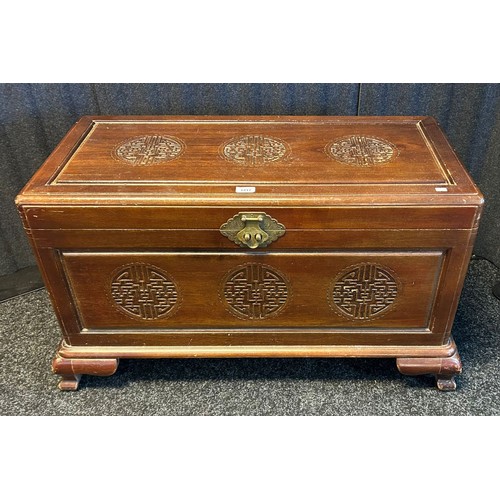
xmin=220 ymin=212 xmax=286 ymax=249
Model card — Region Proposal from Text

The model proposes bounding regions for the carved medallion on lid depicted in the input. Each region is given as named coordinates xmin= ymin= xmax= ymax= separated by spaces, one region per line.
xmin=326 ymin=135 xmax=397 ymax=166
xmin=111 ymin=263 xmax=179 ymax=320
xmin=328 ymin=263 xmax=399 ymax=320
xmin=113 ymin=135 xmax=185 ymax=165
xmin=220 ymin=263 xmax=290 ymax=320
xmin=221 ymin=135 xmax=290 ymax=165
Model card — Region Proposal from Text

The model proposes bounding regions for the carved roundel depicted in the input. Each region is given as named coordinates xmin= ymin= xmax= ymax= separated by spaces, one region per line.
xmin=113 ymin=135 xmax=185 ymax=165
xmin=221 ymin=135 xmax=290 ymax=165
xmin=328 ymin=263 xmax=399 ymax=320
xmin=326 ymin=135 xmax=397 ymax=166
xmin=111 ymin=263 xmax=179 ymax=320
xmin=221 ymin=263 xmax=290 ymax=320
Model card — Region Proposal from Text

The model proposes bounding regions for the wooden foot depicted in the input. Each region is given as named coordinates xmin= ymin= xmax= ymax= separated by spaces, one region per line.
xmin=396 ymin=349 xmax=462 ymax=391
xmin=58 ymin=374 xmax=82 ymax=391
xmin=52 ymin=353 xmax=119 ymax=391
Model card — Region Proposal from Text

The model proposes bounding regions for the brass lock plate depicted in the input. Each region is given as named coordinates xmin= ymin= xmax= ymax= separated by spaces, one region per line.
xmin=220 ymin=212 xmax=286 ymax=249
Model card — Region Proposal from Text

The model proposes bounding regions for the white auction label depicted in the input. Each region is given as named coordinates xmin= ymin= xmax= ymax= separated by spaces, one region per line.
xmin=235 ymin=186 xmax=256 ymax=193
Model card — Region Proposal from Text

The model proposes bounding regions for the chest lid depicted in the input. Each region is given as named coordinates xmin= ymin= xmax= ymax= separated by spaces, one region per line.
xmin=17 ymin=115 xmax=482 ymax=206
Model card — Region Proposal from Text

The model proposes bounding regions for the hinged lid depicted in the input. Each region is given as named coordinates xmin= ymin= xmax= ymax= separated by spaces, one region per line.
xmin=16 ymin=115 xmax=483 ymax=206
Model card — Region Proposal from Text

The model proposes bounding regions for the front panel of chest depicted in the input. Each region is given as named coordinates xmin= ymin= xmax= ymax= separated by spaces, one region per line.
xmin=60 ymin=250 xmax=442 ymax=329
xmin=30 ymin=219 xmax=473 ymax=348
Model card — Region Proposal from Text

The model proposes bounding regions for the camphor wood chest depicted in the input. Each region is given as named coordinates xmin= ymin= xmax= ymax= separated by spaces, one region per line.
xmin=16 ymin=116 xmax=483 ymax=391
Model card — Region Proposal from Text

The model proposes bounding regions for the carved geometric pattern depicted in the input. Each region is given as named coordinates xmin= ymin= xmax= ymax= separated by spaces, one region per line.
xmin=329 ymin=263 xmax=399 ymax=320
xmin=221 ymin=263 xmax=290 ymax=320
xmin=113 ymin=135 xmax=184 ymax=165
xmin=326 ymin=135 xmax=397 ymax=166
xmin=221 ymin=135 xmax=290 ymax=165
xmin=111 ymin=263 xmax=179 ymax=320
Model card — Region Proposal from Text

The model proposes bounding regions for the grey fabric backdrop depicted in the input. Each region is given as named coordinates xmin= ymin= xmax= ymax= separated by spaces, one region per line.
xmin=0 ymin=83 xmax=498 ymax=276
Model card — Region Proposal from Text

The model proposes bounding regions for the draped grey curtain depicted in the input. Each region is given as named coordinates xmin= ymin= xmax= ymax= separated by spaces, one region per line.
xmin=0 ymin=83 xmax=498 ymax=276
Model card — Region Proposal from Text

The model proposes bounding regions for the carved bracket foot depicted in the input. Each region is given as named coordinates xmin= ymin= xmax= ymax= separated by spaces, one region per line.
xmin=52 ymin=354 xmax=119 ymax=391
xmin=396 ymin=349 xmax=462 ymax=391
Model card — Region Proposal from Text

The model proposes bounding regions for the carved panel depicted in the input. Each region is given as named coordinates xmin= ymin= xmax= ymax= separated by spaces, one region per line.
xmin=329 ymin=263 xmax=399 ymax=320
xmin=111 ymin=263 xmax=179 ymax=320
xmin=221 ymin=263 xmax=290 ymax=320
xmin=221 ymin=135 xmax=289 ymax=165
xmin=326 ymin=135 xmax=397 ymax=166
xmin=113 ymin=135 xmax=184 ymax=165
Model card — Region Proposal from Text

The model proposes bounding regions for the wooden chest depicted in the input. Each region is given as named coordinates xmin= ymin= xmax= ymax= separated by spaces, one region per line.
xmin=16 ymin=116 xmax=483 ymax=391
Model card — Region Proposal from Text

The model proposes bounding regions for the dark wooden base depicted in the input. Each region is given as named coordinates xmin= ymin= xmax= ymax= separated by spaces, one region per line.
xmin=52 ymin=353 xmax=119 ymax=391
xmin=396 ymin=349 xmax=462 ymax=391
xmin=52 ymin=339 xmax=461 ymax=391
